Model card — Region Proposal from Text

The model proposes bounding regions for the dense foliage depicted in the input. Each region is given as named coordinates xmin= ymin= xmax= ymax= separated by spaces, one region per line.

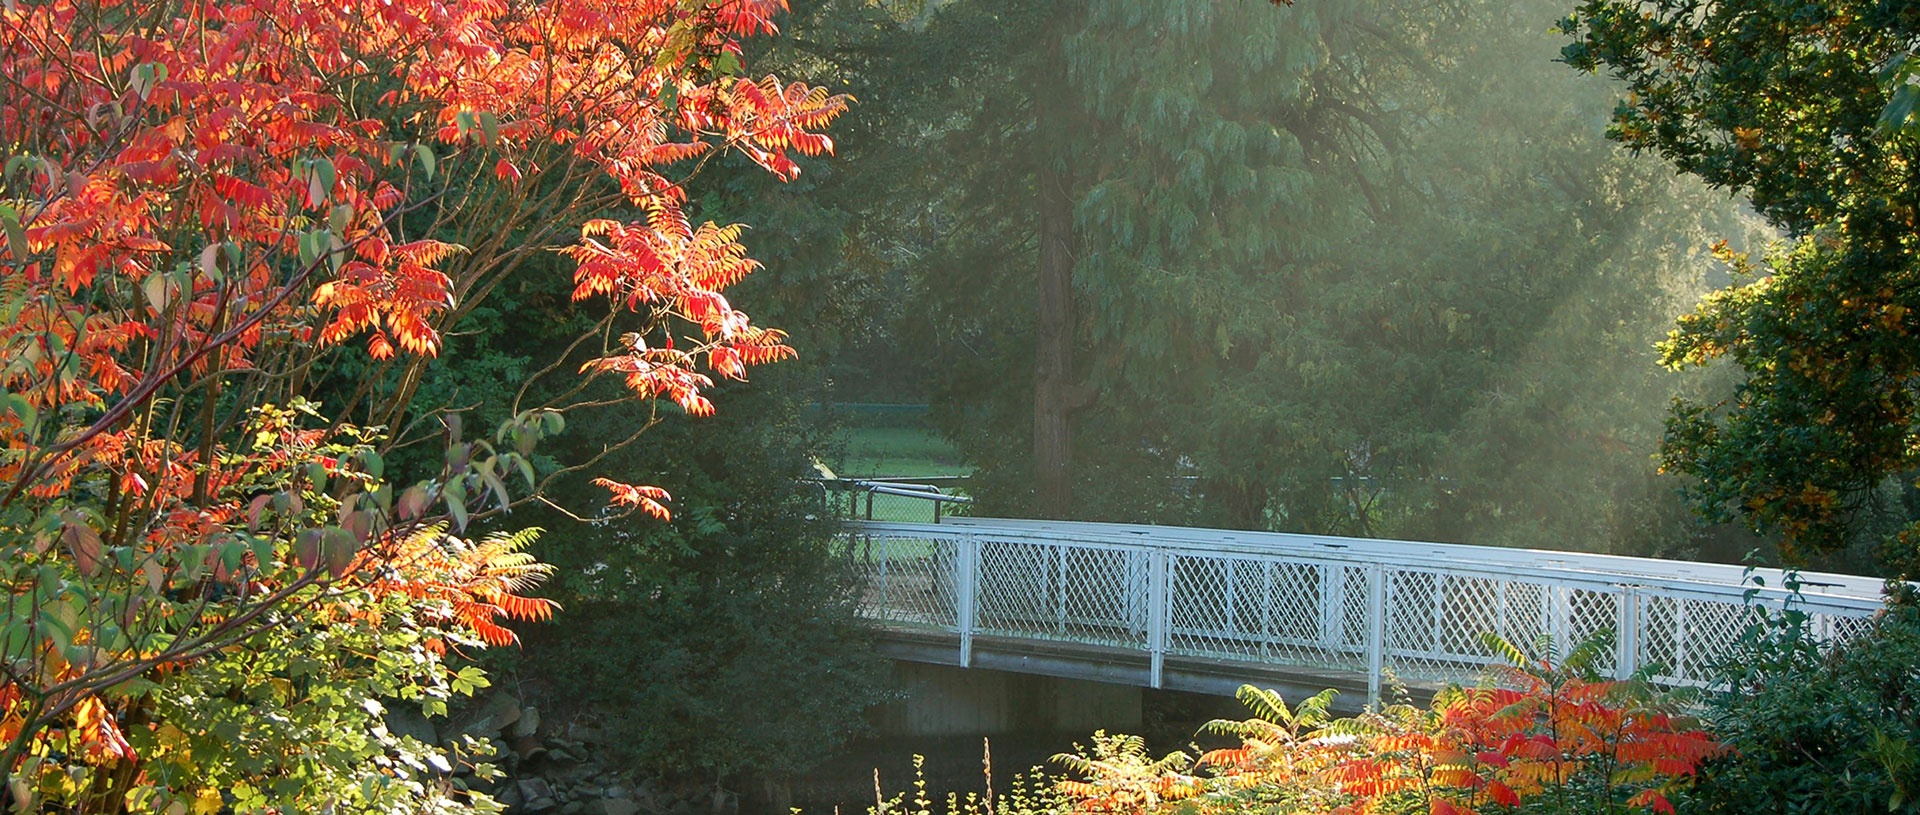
xmin=521 ymin=381 xmax=886 ymax=787
xmin=0 ymin=0 xmax=840 ymax=808
xmin=1689 ymin=585 xmax=1920 ymax=813
xmin=1563 ymin=0 xmax=1920 ymax=569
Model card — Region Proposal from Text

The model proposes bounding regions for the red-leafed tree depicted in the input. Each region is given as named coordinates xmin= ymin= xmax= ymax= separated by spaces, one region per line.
xmin=0 ymin=0 xmax=841 ymax=809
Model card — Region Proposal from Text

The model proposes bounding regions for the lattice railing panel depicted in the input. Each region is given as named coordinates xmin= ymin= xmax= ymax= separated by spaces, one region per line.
xmin=1564 ymin=588 xmax=1622 ymax=674
xmin=974 ymin=539 xmax=1144 ymax=648
xmin=849 ymin=534 xmax=959 ymax=630
xmin=1167 ymin=555 xmax=1369 ymax=672
xmin=1383 ymin=571 xmax=1630 ymax=685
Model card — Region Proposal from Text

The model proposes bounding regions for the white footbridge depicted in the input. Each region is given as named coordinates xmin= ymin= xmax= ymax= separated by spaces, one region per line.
xmin=832 ymin=487 xmax=1888 ymax=707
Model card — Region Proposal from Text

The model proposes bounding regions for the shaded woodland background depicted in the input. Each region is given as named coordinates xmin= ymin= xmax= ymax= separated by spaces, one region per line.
xmin=462 ymin=0 xmax=1913 ymax=797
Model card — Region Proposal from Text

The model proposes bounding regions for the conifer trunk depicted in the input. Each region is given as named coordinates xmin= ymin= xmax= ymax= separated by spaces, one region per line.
xmin=1034 ymin=160 xmax=1075 ymax=518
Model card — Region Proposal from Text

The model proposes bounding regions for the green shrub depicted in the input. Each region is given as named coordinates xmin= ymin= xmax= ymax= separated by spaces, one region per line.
xmin=1690 ymin=584 xmax=1920 ymax=813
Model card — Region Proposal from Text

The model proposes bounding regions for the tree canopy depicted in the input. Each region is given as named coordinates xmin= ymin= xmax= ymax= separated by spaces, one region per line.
xmin=1564 ymin=0 xmax=1920 ymax=570
xmin=811 ymin=0 xmax=1756 ymax=555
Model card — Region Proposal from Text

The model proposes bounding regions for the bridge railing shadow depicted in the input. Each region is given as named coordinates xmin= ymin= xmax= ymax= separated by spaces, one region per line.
xmin=831 ymin=508 xmax=1888 ymax=705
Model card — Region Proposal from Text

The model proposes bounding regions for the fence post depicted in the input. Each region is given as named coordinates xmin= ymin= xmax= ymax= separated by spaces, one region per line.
xmin=1148 ymin=548 xmax=1169 ymax=689
xmin=958 ymin=533 xmax=978 ymax=668
xmin=1615 ymin=586 xmax=1639 ymax=680
xmin=1366 ymin=563 xmax=1386 ymax=708
xmin=1548 ymin=584 xmax=1570 ymax=663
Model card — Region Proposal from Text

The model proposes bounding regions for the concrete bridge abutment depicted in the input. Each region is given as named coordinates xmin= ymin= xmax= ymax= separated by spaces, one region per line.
xmin=871 ymin=661 xmax=1144 ymax=738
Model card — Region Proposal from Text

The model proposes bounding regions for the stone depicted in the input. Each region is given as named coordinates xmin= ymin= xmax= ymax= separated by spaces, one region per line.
xmin=517 ymin=778 xmax=555 ymax=809
xmin=604 ymin=786 xmax=630 ymax=799
xmin=384 ymin=707 xmax=439 ymax=746
xmin=567 ymin=722 xmax=606 ymax=745
xmin=482 ymin=691 xmax=523 ymax=731
xmin=596 ymin=799 xmax=641 ymax=815
xmin=513 ymin=706 xmax=542 ymax=739
xmin=561 ymin=802 xmax=586 ymax=815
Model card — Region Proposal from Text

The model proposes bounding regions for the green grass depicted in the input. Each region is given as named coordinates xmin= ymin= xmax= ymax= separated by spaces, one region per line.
xmin=830 ymin=426 xmax=969 ymax=478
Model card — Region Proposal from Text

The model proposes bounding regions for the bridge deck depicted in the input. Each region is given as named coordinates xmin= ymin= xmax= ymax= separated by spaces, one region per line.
xmin=844 ymin=517 xmax=1889 ymax=705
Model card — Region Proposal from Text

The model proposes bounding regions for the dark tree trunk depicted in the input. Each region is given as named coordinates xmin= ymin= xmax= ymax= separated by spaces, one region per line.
xmin=1034 ymin=161 xmax=1075 ymax=518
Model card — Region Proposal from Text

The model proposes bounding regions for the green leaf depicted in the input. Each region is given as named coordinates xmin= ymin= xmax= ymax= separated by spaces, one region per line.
xmin=356 ymin=448 xmax=384 ymax=480
xmin=0 ymin=204 xmax=28 ymax=262
xmin=397 ymin=484 xmax=430 ymax=521
xmin=294 ymin=529 xmax=322 ymax=572
xmin=142 ymin=272 xmax=170 ymax=313
xmin=306 ymin=157 xmax=336 ymax=206
xmin=414 ymin=143 xmax=436 ymax=180
xmin=129 ymin=62 xmax=167 ymax=101
xmin=1 ymin=392 xmax=36 ymax=430
xmin=1877 ymin=84 xmax=1920 ymax=136
xmin=329 ymin=203 xmax=354 ymax=234
xmin=445 ymin=480 xmax=470 ymax=532
xmin=0 ymin=622 xmax=32 ymax=660
xmin=477 ymin=111 xmax=500 ymax=145
xmin=321 ymin=526 xmax=358 ymax=579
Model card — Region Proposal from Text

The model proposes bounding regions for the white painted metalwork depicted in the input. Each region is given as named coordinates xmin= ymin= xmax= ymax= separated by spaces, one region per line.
xmin=845 ymin=517 xmax=1888 ymax=705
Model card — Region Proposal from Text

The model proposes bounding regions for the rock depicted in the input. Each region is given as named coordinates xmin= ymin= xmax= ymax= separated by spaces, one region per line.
xmin=496 ymin=783 xmax=524 ymax=809
xmin=603 ymin=786 xmax=630 ymax=800
xmin=385 ymin=707 xmax=439 ymax=746
xmin=513 ymin=706 xmax=542 ymax=739
xmin=526 ymin=797 xmax=559 ymax=814
xmin=596 ymin=799 xmax=641 ymax=815
xmin=566 ymin=722 xmax=606 ymax=745
xmin=561 ymin=802 xmax=586 ymax=815
xmin=517 ymin=778 xmax=556 ymax=811
xmin=576 ymin=785 xmax=604 ymax=799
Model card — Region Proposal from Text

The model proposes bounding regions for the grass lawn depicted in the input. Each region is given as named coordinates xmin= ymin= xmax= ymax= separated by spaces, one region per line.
xmin=830 ymin=426 xmax=969 ymax=478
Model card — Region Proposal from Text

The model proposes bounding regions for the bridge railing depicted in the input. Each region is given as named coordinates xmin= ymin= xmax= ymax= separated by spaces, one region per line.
xmin=815 ymin=477 xmax=972 ymax=524
xmin=843 ymin=518 xmax=1887 ymax=705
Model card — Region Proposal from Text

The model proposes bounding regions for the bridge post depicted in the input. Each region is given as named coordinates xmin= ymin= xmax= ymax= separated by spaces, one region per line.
xmin=1614 ymin=586 xmax=1639 ymax=680
xmin=1366 ymin=564 xmax=1385 ymax=708
xmin=1548 ymin=585 xmax=1570 ymax=662
xmin=958 ymin=533 xmax=978 ymax=668
xmin=1148 ymin=549 xmax=1168 ymax=689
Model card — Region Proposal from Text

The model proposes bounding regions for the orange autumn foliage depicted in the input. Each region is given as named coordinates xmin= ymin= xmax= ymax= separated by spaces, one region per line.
xmin=0 ymin=0 xmax=838 ymax=800
xmin=1054 ymin=648 xmax=1722 ymax=815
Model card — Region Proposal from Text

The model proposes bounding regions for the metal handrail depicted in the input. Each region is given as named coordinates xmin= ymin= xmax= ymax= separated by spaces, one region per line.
xmin=814 ymin=478 xmax=973 ymax=522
